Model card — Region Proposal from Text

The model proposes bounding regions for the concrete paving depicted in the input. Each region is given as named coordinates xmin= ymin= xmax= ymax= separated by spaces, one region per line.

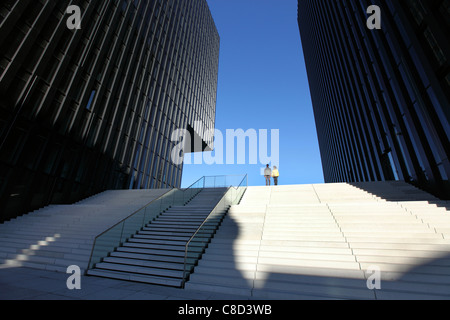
xmin=0 ymin=266 xmax=253 ymax=300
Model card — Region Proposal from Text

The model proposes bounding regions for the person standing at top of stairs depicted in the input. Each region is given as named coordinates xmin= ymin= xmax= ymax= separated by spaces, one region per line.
xmin=264 ymin=165 xmax=272 ymax=186
xmin=272 ymin=166 xmax=279 ymax=186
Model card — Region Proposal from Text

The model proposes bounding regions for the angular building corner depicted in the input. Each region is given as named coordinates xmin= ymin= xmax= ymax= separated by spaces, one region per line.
xmin=0 ymin=0 xmax=220 ymax=222
xmin=297 ymin=0 xmax=450 ymax=199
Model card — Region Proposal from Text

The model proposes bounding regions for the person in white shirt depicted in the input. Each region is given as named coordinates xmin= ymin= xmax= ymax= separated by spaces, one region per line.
xmin=264 ymin=164 xmax=272 ymax=186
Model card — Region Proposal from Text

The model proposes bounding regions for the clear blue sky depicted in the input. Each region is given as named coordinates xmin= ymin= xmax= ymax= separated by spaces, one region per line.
xmin=181 ymin=0 xmax=324 ymax=187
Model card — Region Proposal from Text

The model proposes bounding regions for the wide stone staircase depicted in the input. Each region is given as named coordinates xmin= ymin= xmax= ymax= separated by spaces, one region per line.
xmin=2 ymin=179 xmax=449 ymax=299
xmin=185 ymin=181 xmax=450 ymax=299
xmin=86 ymin=188 xmax=230 ymax=287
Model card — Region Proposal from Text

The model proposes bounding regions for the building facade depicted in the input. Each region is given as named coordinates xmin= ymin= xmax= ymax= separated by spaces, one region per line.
xmin=298 ymin=0 xmax=449 ymax=199
xmin=0 ymin=0 xmax=220 ymax=222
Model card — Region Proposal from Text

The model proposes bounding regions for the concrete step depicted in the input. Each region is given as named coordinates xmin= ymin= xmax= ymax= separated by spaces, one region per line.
xmin=257 ymin=251 xmax=357 ymax=262
xmin=101 ymin=256 xmax=191 ymax=271
xmin=127 ymin=237 xmax=206 ymax=247
xmin=160 ymin=213 xmax=211 ymax=218
xmin=115 ymin=246 xmax=200 ymax=259
xmin=132 ymin=234 xmax=192 ymax=241
xmin=142 ymin=225 xmax=214 ymax=232
xmin=137 ymin=230 xmax=212 ymax=238
xmin=188 ymin=273 xmax=253 ymax=290
xmin=109 ymin=251 xmax=196 ymax=265
xmin=122 ymin=242 xmax=203 ymax=253
xmin=147 ymin=221 xmax=219 ymax=228
xmin=185 ymin=281 xmax=253 ymax=297
xmin=252 ymin=276 xmax=375 ymax=300
xmin=207 ymin=243 xmax=354 ymax=255
xmin=261 ymin=235 xmax=346 ymax=242
xmin=86 ymin=269 xmax=183 ymax=287
xmin=348 ymin=242 xmax=450 ymax=251
xmin=355 ymin=255 xmax=450 ymax=267
xmin=156 ymin=217 xmax=208 ymax=222
xmin=132 ymin=233 xmax=210 ymax=241
xmin=94 ymin=261 xmax=184 ymax=279
xmin=150 ymin=220 xmax=204 ymax=227
xmin=345 ymin=236 xmax=448 ymax=244
xmin=358 ymin=262 xmax=450 ymax=276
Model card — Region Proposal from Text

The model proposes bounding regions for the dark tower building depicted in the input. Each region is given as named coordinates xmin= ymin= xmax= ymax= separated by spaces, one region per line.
xmin=298 ymin=0 xmax=449 ymax=199
xmin=0 ymin=0 xmax=220 ymax=222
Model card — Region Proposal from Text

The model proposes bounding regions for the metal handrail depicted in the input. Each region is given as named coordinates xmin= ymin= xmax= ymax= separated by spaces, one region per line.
xmin=182 ymin=174 xmax=248 ymax=286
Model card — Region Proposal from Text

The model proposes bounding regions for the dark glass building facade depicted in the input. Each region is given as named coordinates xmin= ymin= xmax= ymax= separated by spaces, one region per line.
xmin=298 ymin=0 xmax=449 ymax=199
xmin=0 ymin=0 xmax=220 ymax=222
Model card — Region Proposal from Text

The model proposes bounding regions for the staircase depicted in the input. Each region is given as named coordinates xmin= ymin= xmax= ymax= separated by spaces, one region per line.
xmin=0 ymin=189 xmax=171 ymax=272
xmin=185 ymin=182 xmax=450 ymax=300
xmin=86 ymin=188 xmax=229 ymax=287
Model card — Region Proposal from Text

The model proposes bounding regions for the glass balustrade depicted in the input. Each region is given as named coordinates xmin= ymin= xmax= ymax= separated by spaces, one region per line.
xmin=87 ymin=175 xmax=248 ymax=272
xmin=88 ymin=176 xmax=205 ymax=270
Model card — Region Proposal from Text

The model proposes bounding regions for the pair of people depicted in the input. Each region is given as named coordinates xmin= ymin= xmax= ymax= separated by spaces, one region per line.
xmin=264 ymin=164 xmax=279 ymax=186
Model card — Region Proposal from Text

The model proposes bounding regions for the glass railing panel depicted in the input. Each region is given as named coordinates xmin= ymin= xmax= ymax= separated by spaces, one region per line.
xmin=232 ymin=175 xmax=247 ymax=205
xmin=172 ymin=187 xmax=185 ymax=205
xmin=120 ymin=210 xmax=145 ymax=244
xmin=203 ymin=175 xmax=246 ymax=189
xmin=159 ymin=190 xmax=175 ymax=212
xmin=88 ymin=188 xmax=178 ymax=269
xmin=183 ymin=214 xmax=221 ymax=271
xmin=143 ymin=201 xmax=163 ymax=225
xmin=183 ymin=177 xmax=204 ymax=204
xmin=215 ymin=176 xmax=227 ymax=188
xmin=202 ymin=176 xmax=214 ymax=188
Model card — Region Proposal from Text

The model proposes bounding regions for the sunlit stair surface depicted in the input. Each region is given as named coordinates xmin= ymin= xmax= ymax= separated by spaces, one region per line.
xmin=185 ymin=181 xmax=450 ymax=300
xmin=0 ymin=189 xmax=170 ymax=273
xmin=86 ymin=188 xmax=229 ymax=288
